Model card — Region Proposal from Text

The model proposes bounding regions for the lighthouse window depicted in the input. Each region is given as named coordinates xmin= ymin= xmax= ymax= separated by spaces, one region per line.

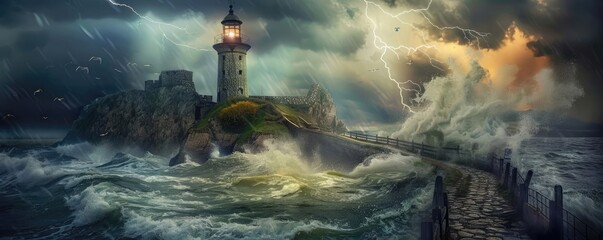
xmin=222 ymin=70 xmax=225 ymax=75
xmin=239 ymin=55 xmax=242 ymax=61
xmin=239 ymin=70 xmax=242 ymax=75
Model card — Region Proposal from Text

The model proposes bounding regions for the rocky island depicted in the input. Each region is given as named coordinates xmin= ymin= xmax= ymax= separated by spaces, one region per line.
xmin=60 ymin=70 xmax=379 ymax=168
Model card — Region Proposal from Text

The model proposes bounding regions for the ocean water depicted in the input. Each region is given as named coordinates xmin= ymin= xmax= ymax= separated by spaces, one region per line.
xmin=513 ymin=137 xmax=603 ymax=231
xmin=0 ymin=140 xmax=435 ymax=239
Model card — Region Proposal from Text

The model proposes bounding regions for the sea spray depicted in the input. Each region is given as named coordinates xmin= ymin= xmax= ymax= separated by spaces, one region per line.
xmin=393 ymin=61 xmax=582 ymax=155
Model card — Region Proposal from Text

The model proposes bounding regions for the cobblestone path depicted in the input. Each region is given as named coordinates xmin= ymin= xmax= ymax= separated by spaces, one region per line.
xmin=447 ymin=166 xmax=531 ymax=240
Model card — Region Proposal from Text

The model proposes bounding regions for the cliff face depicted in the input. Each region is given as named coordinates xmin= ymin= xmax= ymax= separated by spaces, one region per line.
xmin=62 ymin=86 xmax=207 ymax=156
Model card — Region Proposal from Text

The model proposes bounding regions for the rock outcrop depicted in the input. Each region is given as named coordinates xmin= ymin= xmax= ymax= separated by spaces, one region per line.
xmin=62 ymin=86 xmax=211 ymax=156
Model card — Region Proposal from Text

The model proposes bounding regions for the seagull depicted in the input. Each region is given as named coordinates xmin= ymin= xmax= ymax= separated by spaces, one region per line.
xmin=42 ymin=116 xmax=49 ymax=120
xmin=395 ymin=27 xmax=400 ymax=32
xmin=114 ymin=68 xmax=122 ymax=73
xmin=143 ymin=64 xmax=151 ymax=67
xmin=368 ymin=68 xmax=379 ymax=72
xmin=100 ymin=131 xmax=110 ymax=137
xmin=95 ymin=77 xmax=101 ymax=80
xmin=33 ymin=89 xmax=43 ymax=95
xmin=53 ymin=97 xmax=65 ymax=102
xmin=89 ymin=56 xmax=102 ymax=64
xmin=2 ymin=114 xmax=15 ymax=120
xmin=75 ymin=66 xmax=89 ymax=74
xmin=127 ymin=62 xmax=137 ymax=68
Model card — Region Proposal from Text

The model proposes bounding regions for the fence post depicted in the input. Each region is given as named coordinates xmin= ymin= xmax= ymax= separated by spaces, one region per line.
xmin=443 ymin=192 xmax=450 ymax=238
xmin=499 ymin=159 xmax=504 ymax=178
xmin=503 ymin=162 xmax=511 ymax=188
xmin=520 ymin=170 xmax=533 ymax=217
xmin=396 ymin=138 xmax=399 ymax=147
xmin=549 ymin=185 xmax=563 ymax=240
xmin=386 ymin=136 xmax=389 ymax=145
xmin=490 ymin=154 xmax=495 ymax=172
xmin=375 ymin=134 xmax=379 ymax=143
xmin=411 ymin=140 xmax=415 ymax=152
xmin=421 ymin=221 xmax=433 ymax=240
xmin=510 ymin=167 xmax=518 ymax=194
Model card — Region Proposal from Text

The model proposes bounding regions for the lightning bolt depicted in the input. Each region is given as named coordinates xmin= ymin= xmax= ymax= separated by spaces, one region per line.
xmin=363 ymin=0 xmax=489 ymax=113
xmin=107 ymin=0 xmax=210 ymax=52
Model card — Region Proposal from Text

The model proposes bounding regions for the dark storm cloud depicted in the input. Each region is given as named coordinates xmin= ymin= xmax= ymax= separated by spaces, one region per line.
xmin=383 ymin=0 xmax=603 ymax=122
xmin=253 ymin=20 xmax=366 ymax=55
xmin=0 ymin=0 xmax=339 ymax=27
xmin=15 ymin=30 xmax=49 ymax=50
xmin=0 ymin=0 xmax=365 ymax=137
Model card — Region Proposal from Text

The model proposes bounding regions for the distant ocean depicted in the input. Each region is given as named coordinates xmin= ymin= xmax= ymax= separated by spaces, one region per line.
xmin=0 ymin=137 xmax=601 ymax=239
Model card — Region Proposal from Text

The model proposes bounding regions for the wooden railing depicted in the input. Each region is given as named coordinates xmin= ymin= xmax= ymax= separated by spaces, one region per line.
xmin=343 ymin=132 xmax=461 ymax=160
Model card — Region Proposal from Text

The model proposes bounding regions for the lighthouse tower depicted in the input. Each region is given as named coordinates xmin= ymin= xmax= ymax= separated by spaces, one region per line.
xmin=213 ymin=4 xmax=251 ymax=102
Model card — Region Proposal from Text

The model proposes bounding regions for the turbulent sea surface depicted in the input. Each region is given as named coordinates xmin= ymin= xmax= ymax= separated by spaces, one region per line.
xmin=0 ymin=140 xmax=435 ymax=239
xmin=514 ymin=137 xmax=603 ymax=231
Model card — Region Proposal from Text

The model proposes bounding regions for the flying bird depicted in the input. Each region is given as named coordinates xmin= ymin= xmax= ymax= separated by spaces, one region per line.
xmin=42 ymin=116 xmax=49 ymax=120
xmin=33 ymin=89 xmax=43 ymax=95
xmin=75 ymin=66 xmax=89 ymax=74
xmin=143 ymin=64 xmax=151 ymax=67
xmin=368 ymin=68 xmax=379 ymax=72
xmin=2 ymin=114 xmax=15 ymax=120
xmin=89 ymin=56 xmax=102 ymax=64
xmin=95 ymin=77 xmax=101 ymax=80
xmin=395 ymin=27 xmax=400 ymax=32
xmin=100 ymin=132 xmax=110 ymax=137
xmin=53 ymin=97 xmax=65 ymax=102
xmin=114 ymin=68 xmax=122 ymax=73
xmin=127 ymin=62 xmax=137 ymax=68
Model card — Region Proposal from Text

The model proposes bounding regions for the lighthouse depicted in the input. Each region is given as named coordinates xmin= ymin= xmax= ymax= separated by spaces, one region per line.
xmin=213 ymin=4 xmax=251 ymax=102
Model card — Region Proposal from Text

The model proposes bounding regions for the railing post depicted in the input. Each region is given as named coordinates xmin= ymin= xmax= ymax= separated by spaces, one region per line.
xmin=503 ymin=162 xmax=511 ymax=188
xmin=386 ymin=136 xmax=389 ymax=145
xmin=411 ymin=140 xmax=415 ymax=152
xmin=510 ymin=167 xmax=518 ymax=194
xmin=421 ymin=221 xmax=433 ymax=240
xmin=434 ymin=176 xmax=444 ymax=207
xmin=443 ymin=192 xmax=450 ymax=238
xmin=549 ymin=185 xmax=563 ymax=240
xmin=520 ymin=170 xmax=533 ymax=217
xmin=375 ymin=134 xmax=378 ymax=143
xmin=499 ymin=159 xmax=504 ymax=178
xmin=432 ymin=208 xmax=442 ymax=239
xmin=396 ymin=138 xmax=399 ymax=147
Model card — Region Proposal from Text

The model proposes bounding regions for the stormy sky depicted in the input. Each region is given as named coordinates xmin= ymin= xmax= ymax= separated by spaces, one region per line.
xmin=1 ymin=0 xmax=602 ymax=138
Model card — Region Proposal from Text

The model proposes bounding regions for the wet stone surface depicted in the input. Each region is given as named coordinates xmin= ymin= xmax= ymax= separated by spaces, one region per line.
xmin=447 ymin=166 xmax=531 ymax=240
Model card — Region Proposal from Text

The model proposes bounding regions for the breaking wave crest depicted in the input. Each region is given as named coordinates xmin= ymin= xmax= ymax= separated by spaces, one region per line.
xmin=393 ymin=61 xmax=582 ymax=155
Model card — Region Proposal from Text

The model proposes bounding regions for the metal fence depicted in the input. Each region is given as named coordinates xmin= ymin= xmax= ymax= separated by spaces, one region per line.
xmin=344 ymin=132 xmax=602 ymax=239
xmin=527 ymin=188 xmax=550 ymax=220
xmin=343 ymin=132 xmax=461 ymax=160
xmin=490 ymin=152 xmax=602 ymax=240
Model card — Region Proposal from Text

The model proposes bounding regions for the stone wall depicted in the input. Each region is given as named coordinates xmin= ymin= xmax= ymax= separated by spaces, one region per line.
xmin=251 ymin=83 xmax=340 ymax=131
xmin=251 ymin=96 xmax=308 ymax=105
xmin=144 ymin=70 xmax=195 ymax=92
